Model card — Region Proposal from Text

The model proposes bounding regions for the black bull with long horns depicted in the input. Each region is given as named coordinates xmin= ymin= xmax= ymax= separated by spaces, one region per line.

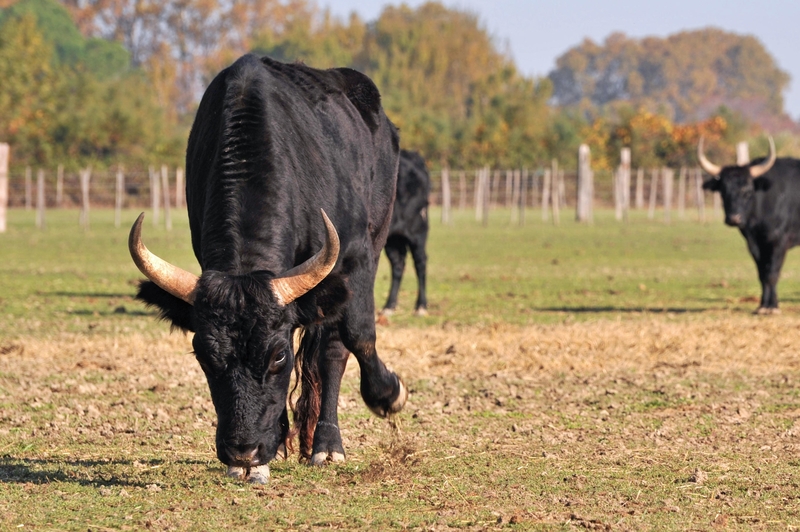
xmin=699 ymin=136 xmax=800 ymax=314
xmin=128 ymin=54 xmax=407 ymax=481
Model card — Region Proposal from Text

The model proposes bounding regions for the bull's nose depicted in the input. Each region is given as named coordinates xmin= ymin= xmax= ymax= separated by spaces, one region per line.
xmin=226 ymin=443 xmax=260 ymax=466
xmin=729 ymin=214 xmax=742 ymax=225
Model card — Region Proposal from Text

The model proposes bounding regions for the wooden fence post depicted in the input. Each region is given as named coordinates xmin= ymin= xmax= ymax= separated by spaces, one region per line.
xmin=161 ymin=164 xmax=172 ymax=231
xmin=519 ymin=168 xmax=527 ymax=226
xmin=695 ymin=168 xmax=706 ymax=223
xmin=0 ymin=143 xmax=8 ymax=233
xmin=505 ymin=170 xmax=513 ymax=207
xmin=576 ymin=144 xmax=592 ymax=223
xmin=149 ymin=165 xmax=160 ymax=226
xmin=482 ymin=167 xmax=490 ymax=227
xmin=635 ymin=167 xmax=644 ymax=209
xmin=115 ymin=165 xmax=125 ymax=228
xmin=713 ymin=191 xmax=721 ymax=220
xmin=736 ymin=141 xmax=750 ymax=165
xmin=175 ymin=167 xmax=185 ymax=209
xmin=441 ymin=166 xmax=451 ymax=225
xmin=79 ymin=168 xmax=91 ymax=229
xmin=662 ymin=167 xmax=674 ymax=223
xmin=614 ymin=148 xmax=630 ymax=221
xmin=56 ymin=164 xmax=64 ymax=207
xmin=36 ymin=169 xmax=45 ymax=229
xmin=530 ymin=170 xmax=539 ymax=209
xmin=552 ymin=160 xmax=561 ymax=226
xmin=510 ymin=169 xmax=521 ymax=224
xmin=25 ymin=166 xmax=32 ymax=210
xmin=677 ymin=167 xmax=687 ymax=219
xmin=542 ymin=168 xmax=551 ymax=222
xmin=647 ymin=169 xmax=658 ymax=220
xmin=474 ymin=169 xmax=483 ymax=222
xmin=458 ymin=171 xmax=466 ymax=210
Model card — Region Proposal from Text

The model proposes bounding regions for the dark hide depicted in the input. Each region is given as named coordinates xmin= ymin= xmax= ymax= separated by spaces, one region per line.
xmin=703 ymin=157 xmax=800 ymax=311
xmin=382 ymin=149 xmax=430 ymax=314
xmin=135 ymin=54 xmax=404 ymax=468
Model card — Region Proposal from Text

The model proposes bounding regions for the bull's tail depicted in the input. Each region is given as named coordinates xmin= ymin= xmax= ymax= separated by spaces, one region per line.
xmin=289 ymin=325 xmax=322 ymax=461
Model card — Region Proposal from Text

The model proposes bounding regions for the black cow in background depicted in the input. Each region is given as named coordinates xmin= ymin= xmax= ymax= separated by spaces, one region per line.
xmin=381 ymin=149 xmax=430 ymax=316
xmin=699 ymin=136 xmax=800 ymax=314
xmin=129 ymin=54 xmax=407 ymax=482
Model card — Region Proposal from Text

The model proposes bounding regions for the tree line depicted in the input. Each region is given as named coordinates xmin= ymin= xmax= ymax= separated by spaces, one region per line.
xmin=0 ymin=0 xmax=796 ymax=174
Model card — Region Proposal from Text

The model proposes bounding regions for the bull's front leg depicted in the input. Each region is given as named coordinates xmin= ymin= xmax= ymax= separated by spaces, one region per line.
xmin=756 ymin=243 xmax=787 ymax=315
xmin=340 ymin=268 xmax=407 ymax=417
xmin=311 ymin=330 xmax=349 ymax=465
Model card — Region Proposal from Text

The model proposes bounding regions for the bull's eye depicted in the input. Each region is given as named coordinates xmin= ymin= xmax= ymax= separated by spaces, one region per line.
xmin=267 ymin=350 xmax=288 ymax=375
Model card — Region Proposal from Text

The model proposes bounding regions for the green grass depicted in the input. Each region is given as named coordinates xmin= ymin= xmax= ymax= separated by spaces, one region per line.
xmin=2 ymin=205 xmax=795 ymax=338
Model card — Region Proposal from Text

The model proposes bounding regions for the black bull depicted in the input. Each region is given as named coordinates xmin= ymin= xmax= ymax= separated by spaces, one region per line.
xmin=381 ymin=149 xmax=430 ymax=316
xmin=128 ymin=54 xmax=407 ymax=477
xmin=699 ymin=137 xmax=800 ymax=314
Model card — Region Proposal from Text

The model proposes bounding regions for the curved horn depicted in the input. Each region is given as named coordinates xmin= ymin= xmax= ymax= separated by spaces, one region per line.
xmin=129 ymin=212 xmax=199 ymax=304
xmin=270 ymin=209 xmax=340 ymax=306
xmin=749 ymin=136 xmax=776 ymax=178
xmin=697 ymin=136 xmax=722 ymax=177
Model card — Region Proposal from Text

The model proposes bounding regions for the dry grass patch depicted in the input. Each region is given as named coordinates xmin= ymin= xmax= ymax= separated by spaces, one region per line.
xmin=2 ymin=316 xmax=800 ymax=529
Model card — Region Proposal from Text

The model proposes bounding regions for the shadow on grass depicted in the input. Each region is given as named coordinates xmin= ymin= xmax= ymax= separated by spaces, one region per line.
xmin=0 ymin=457 xmax=212 ymax=487
xmin=67 ymin=309 xmax=150 ymax=317
xmin=535 ymin=306 xmax=710 ymax=314
xmin=46 ymin=292 xmax=134 ymax=299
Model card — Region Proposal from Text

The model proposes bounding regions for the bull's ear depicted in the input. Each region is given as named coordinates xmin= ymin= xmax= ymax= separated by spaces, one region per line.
xmin=136 ymin=281 xmax=195 ymax=332
xmin=702 ymin=179 xmax=720 ymax=192
xmin=753 ymin=177 xmax=772 ymax=192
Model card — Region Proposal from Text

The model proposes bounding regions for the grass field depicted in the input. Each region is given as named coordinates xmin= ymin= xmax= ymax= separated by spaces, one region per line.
xmin=2 ymin=208 xmax=800 ymax=530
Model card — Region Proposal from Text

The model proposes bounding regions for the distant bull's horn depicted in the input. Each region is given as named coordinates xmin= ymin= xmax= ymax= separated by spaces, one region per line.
xmin=270 ymin=209 xmax=340 ymax=306
xmin=129 ymin=213 xmax=199 ymax=304
xmin=749 ymin=136 xmax=776 ymax=178
xmin=697 ymin=137 xmax=722 ymax=177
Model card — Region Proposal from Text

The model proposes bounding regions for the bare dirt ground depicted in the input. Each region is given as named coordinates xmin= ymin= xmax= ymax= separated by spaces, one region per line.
xmin=2 ymin=315 xmax=800 ymax=529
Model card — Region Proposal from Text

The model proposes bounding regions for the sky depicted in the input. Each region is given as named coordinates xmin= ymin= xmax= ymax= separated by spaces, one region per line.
xmin=320 ymin=0 xmax=800 ymax=120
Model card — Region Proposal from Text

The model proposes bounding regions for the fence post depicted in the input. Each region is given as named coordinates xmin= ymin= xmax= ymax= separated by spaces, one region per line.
xmin=56 ymin=164 xmax=64 ymax=207
xmin=635 ymin=167 xmax=644 ymax=209
xmin=647 ymin=169 xmax=658 ymax=220
xmin=115 ymin=165 xmax=125 ymax=228
xmin=542 ymin=168 xmax=551 ymax=222
xmin=175 ymin=167 xmax=185 ymax=209
xmin=79 ymin=167 xmax=91 ymax=229
xmin=474 ymin=169 xmax=483 ymax=222
xmin=458 ymin=171 xmax=466 ymax=210
xmin=736 ymin=141 xmax=750 ymax=165
xmin=25 ymin=166 xmax=32 ymax=210
xmin=519 ymin=168 xmax=527 ymax=227
xmin=713 ymin=191 xmax=721 ymax=220
xmin=510 ymin=169 xmax=521 ymax=224
xmin=482 ymin=167 xmax=490 ymax=227
xmin=662 ymin=167 xmax=674 ymax=223
xmin=576 ymin=144 xmax=592 ymax=223
xmin=441 ymin=166 xmax=451 ymax=225
xmin=36 ymin=169 xmax=45 ymax=229
xmin=677 ymin=167 xmax=687 ymax=219
xmin=620 ymin=148 xmax=630 ymax=221
xmin=161 ymin=164 xmax=172 ymax=231
xmin=695 ymin=168 xmax=706 ymax=223
xmin=530 ymin=169 xmax=539 ymax=209
xmin=149 ymin=165 xmax=160 ymax=226
xmin=0 ymin=143 xmax=8 ymax=233
xmin=551 ymin=160 xmax=561 ymax=226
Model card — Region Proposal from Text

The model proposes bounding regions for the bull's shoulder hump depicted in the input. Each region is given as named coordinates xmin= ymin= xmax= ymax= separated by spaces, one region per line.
xmin=330 ymin=67 xmax=383 ymax=132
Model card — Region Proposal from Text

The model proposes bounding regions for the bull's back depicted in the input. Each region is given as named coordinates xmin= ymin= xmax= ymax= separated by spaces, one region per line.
xmin=185 ymin=55 xmax=399 ymax=273
xmin=389 ymin=150 xmax=430 ymax=239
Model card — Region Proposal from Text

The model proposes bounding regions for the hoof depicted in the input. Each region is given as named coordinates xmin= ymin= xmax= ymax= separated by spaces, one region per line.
xmin=273 ymin=443 xmax=287 ymax=461
xmin=247 ymin=465 xmax=270 ymax=484
xmin=311 ymin=451 xmax=345 ymax=466
xmin=755 ymin=307 xmax=780 ymax=315
xmin=414 ymin=307 xmax=428 ymax=317
xmin=368 ymin=378 xmax=408 ymax=417
xmin=227 ymin=466 xmax=246 ymax=480
xmin=380 ymin=308 xmax=395 ymax=317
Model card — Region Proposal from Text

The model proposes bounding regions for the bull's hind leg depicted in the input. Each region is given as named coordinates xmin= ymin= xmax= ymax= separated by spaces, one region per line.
xmin=340 ymin=270 xmax=407 ymax=417
xmin=381 ymin=235 xmax=407 ymax=315
xmin=311 ymin=328 xmax=349 ymax=465
xmin=408 ymin=237 xmax=428 ymax=315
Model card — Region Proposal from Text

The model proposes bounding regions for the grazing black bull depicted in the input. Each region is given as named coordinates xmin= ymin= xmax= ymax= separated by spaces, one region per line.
xmin=128 ymin=54 xmax=407 ymax=482
xmin=699 ymin=136 xmax=800 ymax=314
xmin=381 ymin=149 xmax=430 ymax=316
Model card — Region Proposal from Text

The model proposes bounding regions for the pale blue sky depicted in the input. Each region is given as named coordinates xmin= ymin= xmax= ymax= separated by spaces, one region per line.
xmin=321 ymin=0 xmax=800 ymax=120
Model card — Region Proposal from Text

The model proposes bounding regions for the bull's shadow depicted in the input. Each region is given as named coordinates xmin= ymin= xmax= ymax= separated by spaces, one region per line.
xmin=0 ymin=457 xmax=210 ymax=487
xmin=535 ymin=306 xmax=707 ymax=314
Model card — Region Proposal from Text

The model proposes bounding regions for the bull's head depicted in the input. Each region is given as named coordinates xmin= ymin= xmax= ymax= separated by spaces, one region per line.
xmin=699 ymin=137 xmax=776 ymax=228
xmin=129 ymin=210 xmax=339 ymax=469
